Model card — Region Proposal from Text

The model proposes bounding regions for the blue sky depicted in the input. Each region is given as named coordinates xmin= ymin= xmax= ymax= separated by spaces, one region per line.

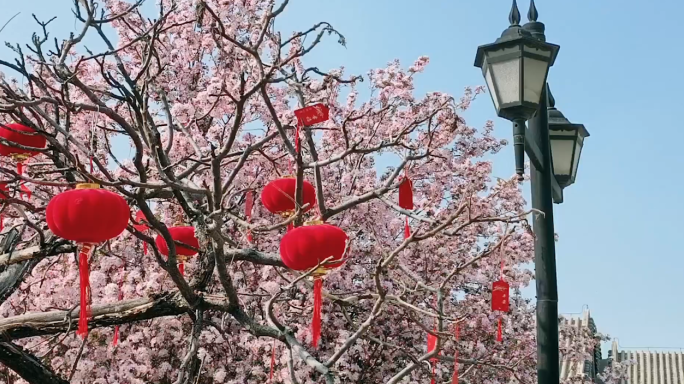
xmin=1 ymin=0 xmax=682 ymax=352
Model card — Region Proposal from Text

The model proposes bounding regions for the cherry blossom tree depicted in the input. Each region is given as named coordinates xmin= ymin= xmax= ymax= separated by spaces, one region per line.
xmin=0 ymin=0 xmax=624 ymax=383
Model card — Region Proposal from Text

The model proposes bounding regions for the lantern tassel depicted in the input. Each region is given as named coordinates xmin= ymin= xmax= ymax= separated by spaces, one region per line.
xmin=430 ymin=365 xmax=436 ymax=384
xmin=179 ymin=262 xmax=185 ymax=276
xmin=287 ymin=222 xmax=294 ymax=232
xmin=269 ymin=339 xmax=276 ymax=382
xmin=16 ymin=162 xmax=22 ymax=176
xmin=112 ymin=266 xmax=125 ymax=346
xmin=247 ymin=230 xmax=253 ymax=243
xmin=76 ymin=245 xmax=92 ymax=338
xmin=496 ymin=317 xmax=503 ymax=342
xmin=404 ymin=217 xmax=410 ymax=239
xmin=143 ymin=241 xmax=148 ymax=255
xmin=312 ymin=277 xmax=323 ymax=348
xmin=0 ymin=214 xmax=3 ymax=233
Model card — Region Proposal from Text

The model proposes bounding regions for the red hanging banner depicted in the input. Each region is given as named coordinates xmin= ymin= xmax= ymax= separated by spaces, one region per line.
xmin=492 ymin=279 xmax=509 ymax=342
xmin=293 ymin=104 xmax=329 ymax=127
xmin=427 ymin=331 xmax=439 ymax=384
xmin=398 ymin=176 xmax=413 ymax=239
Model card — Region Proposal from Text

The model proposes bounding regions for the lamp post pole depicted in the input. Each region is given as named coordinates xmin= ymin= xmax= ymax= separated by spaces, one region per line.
xmin=523 ymin=4 xmax=560 ymax=384
xmin=474 ymin=1 xmax=589 ymax=382
xmin=528 ymin=85 xmax=560 ymax=384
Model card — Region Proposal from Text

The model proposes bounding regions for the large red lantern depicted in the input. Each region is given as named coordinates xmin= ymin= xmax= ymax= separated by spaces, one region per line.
xmin=491 ymin=279 xmax=510 ymax=342
xmin=155 ymin=226 xmax=199 ymax=276
xmin=261 ymin=178 xmax=316 ymax=231
xmin=46 ymin=183 xmax=130 ymax=337
xmin=279 ymin=223 xmax=348 ymax=347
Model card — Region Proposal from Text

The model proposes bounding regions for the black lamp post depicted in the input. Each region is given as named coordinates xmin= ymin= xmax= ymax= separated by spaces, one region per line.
xmin=473 ymin=1 xmax=589 ymax=384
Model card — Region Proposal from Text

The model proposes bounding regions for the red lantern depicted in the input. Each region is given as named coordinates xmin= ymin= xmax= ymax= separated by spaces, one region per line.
xmin=46 ymin=183 xmax=130 ymax=337
xmin=491 ymin=279 xmax=510 ymax=342
xmin=261 ymin=178 xmax=316 ymax=231
xmin=155 ymin=226 xmax=199 ymax=276
xmin=0 ymin=123 xmax=46 ymax=174
xmin=279 ymin=223 xmax=348 ymax=347
xmin=398 ymin=176 xmax=413 ymax=239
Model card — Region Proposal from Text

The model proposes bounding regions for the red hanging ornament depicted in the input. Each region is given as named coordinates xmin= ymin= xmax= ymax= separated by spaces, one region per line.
xmin=155 ymin=226 xmax=199 ymax=277
xmin=261 ymin=178 xmax=317 ymax=227
xmin=245 ymin=190 xmax=254 ymax=243
xmin=294 ymin=104 xmax=330 ymax=127
xmin=269 ymin=339 xmax=277 ymax=382
xmin=279 ymin=223 xmax=348 ymax=347
xmin=133 ymin=210 xmax=150 ymax=255
xmin=491 ymin=279 xmax=510 ymax=342
xmin=0 ymin=122 xmax=46 ymax=177
xmin=46 ymin=183 xmax=130 ymax=338
xmin=398 ymin=176 xmax=413 ymax=239
xmin=294 ymin=104 xmax=329 ymax=155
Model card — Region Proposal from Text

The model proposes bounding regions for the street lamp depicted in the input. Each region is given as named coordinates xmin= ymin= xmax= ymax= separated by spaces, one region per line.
xmin=548 ymin=88 xmax=590 ymax=189
xmin=473 ymin=2 xmax=589 ymax=384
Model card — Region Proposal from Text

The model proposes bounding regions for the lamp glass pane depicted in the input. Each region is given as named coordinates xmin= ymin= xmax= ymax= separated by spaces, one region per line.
xmin=570 ymin=135 xmax=585 ymax=182
xmin=490 ymin=59 xmax=520 ymax=105
xmin=550 ymin=130 xmax=576 ymax=176
xmin=484 ymin=66 xmax=499 ymax=110
xmin=523 ymin=57 xmax=549 ymax=104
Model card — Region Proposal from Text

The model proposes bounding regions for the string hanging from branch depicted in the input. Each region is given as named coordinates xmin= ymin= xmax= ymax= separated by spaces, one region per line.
xmin=245 ymin=190 xmax=254 ymax=243
xmin=452 ymin=324 xmax=460 ymax=384
xmin=133 ymin=210 xmax=151 ymax=254
xmin=46 ymin=183 xmax=130 ymax=337
xmin=112 ymin=265 xmax=126 ymax=346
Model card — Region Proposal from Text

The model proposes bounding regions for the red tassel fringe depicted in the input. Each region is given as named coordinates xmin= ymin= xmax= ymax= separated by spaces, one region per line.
xmin=143 ymin=241 xmax=148 ymax=255
xmin=16 ymin=162 xmax=22 ymax=175
xmin=247 ymin=231 xmax=253 ymax=243
xmin=269 ymin=339 xmax=276 ymax=382
xmin=496 ymin=317 xmax=503 ymax=342
xmin=112 ymin=326 xmax=120 ymax=346
xmin=404 ymin=217 xmax=410 ymax=239
xmin=179 ymin=262 xmax=185 ymax=276
xmin=76 ymin=245 xmax=92 ymax=338
xmin=312 ymin=277 xmax=323 ymax=348
xmin=0 ymin=214 xmax=3 ymax=232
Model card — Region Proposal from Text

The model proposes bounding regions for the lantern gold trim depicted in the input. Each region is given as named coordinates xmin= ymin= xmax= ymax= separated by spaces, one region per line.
xmin=76 ymin=183 xmax=100 ymax=190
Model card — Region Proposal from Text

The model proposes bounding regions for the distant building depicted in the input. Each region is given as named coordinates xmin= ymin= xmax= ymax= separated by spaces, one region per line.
xmin=560 ymin=309 xmax=602 ymax=382
xmin=609 ymin=342 xmax=684 ymax=384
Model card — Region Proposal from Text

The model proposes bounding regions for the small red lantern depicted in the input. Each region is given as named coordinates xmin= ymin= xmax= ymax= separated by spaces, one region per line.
xmin=261 ymin=178 xmax=316 ymax=230
xmin=279 ymin=223 xmax=348 ymax=347
xmin=0 ymin=123 xmax=46 ymax=174
xmin=155 ymin=226 xmax=199 ymax=276
xmin=46 ymin=183 xmax=130 ymax=337
xmin=398 ymin=176 xmax=413 ymax=238
xmin=491 ymin=279 xmax=510 ymax=342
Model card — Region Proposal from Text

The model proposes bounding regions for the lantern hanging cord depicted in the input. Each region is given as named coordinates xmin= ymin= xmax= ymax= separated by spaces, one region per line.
xmin=89 ymin=106 xmax=99 ymax=174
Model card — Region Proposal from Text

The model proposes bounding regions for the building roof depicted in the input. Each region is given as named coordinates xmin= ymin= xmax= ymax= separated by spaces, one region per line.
xmin=611 ymin=342 xmax=684 ymax=384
